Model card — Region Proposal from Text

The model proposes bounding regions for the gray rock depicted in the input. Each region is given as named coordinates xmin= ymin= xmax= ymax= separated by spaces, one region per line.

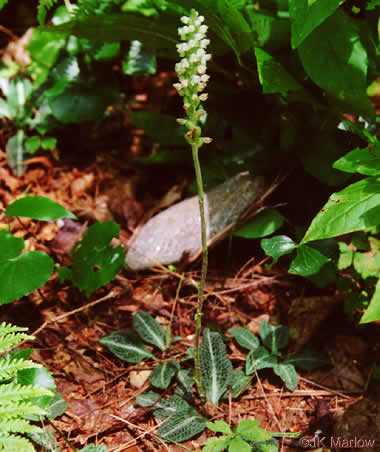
xmin=126 ymin=172 xmax=265 ymax=270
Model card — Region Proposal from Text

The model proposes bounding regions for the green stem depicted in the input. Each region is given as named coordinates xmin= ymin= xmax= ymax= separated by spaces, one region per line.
xmin=191 ymin=141 xmax=208 ymax=400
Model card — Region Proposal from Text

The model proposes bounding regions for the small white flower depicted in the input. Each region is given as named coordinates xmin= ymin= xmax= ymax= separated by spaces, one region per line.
xmin=200 ymin=39 xmax=210 ymax=48
xmin=199 ymin=25 xmax=208 ymax=34
xmin=181 ymin=16 xmax=190 ymax=24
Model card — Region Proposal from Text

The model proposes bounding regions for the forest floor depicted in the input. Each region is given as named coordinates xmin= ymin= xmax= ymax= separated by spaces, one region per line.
xmin=0 ymin=134 xmax=379 ymax=452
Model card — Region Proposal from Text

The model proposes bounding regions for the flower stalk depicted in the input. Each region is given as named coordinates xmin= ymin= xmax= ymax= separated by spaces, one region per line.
xmin=173 ymin=9 xmax=212 ymax=399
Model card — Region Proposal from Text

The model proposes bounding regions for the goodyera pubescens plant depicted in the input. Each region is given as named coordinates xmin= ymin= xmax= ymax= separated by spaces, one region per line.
xmin=174 ymin=9 xmax=212 ymax=398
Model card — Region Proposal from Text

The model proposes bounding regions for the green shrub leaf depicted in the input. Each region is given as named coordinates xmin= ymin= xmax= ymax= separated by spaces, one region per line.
xmin=289 ymin=0 xmax=344 ymax=49
xmin=236 ymin=419 xmax=272 ymax=441
xmin=202 ymin=436 xmax=231 ymax=452
xmin=261 ymin=235 xmax=297 ymax=263
xmin=99 ymin=331 xmax=155 ymax=363
xmin=0 ymin=231 xmax=54 ymax=305
xmin=6 ymin=196 xmax=76 ymax=221
xmin=225 ymin=369 xmax=251 ymax=398
xmin=229 ymin=327 xmax=259 ymax=351
xmin=228 ymin=436 xmax=251 ymax=452
xmin=66 ymin=221 xmax=125 ymax=296
xmin=360 ymin=279 xmax=380 ymax=323
xmin=206 ymin=420 xmax=233 ymax=434
xmin=333 ymin=145 xmax=380 ymax=177
xmin=158 ymin=411 xmax=207 ymax=443
xmin=302 ymin=177 xmax=380 ymax=242
xmin=246 ymin=347 xmax=277 ymax=374
xmin=259 ymin=321 xmax=289 ymax=355
xmin=200 ymin=330 xmax=233 ymax=405
xmin=289 ymin=244 xmax=330 ymax=276
xmin=152 ymin=395 xmax=193 ymax=419
xmin=297 ymin=10 xmax=374 ymax=117
xmin=150 ymin=360 xmax=180 ymax=389
xmin=273 ymin=363 xmax=298 ymax=391
xmin=133 ymin=312 xmax=166 ymax=351
xmin=284 ymin=351 xmax=329 ymax=370
xmin=254 ymin=47 xmax=303 ymax=95
xmin=234 ymin=208 xmax=285 ymax=239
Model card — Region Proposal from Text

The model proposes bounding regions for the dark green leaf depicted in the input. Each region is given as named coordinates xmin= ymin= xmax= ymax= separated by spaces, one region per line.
xmin=360 ymin=279 xmax=380 ymax=323
xmin=259 ymin=321 xmax=289 ymax=355
xmin=302 ymin=177 xmax=380 ymax=242
xmin=223 ymin=369 xmax=251 ymax=398
xmin=136 ymin=390 xmax=160 ymax=407
xmin=158 ymin=411 xmax=207 ymax=443
xmin=333 ymin=145 xmax=380 ymax=176
xmin=133 ymin=312 xmax=166 ymax=351
xmin=298 ymin=10 xmax=374 ymax=118
xmin=6 ymin=196 xmax=76 ymax=221
xmin=200 ymin=330 xmax=233 ymax=405
xmin=150 ymin=360 xmax=180 ymax=389
xmin=45 ymin=394 xmax=68 ymax=419
xmin=100 ymin=331 xmax=155 ymax=363
xmin=0 ymin=230 xmax=54 ymax=305
xmin=289 ymin=244 xmax=330 ymax=276
xmin=289 ymin=0 xmax=344 ymax=48
xmin=129 ymin=111 xmax=186 ymax=147
xmin=66 ymin=221 xmax=125 ymax=296
xmin=273 ymin=363 xmax=298 ymax=391
xmin=28 ymin=429 xmax=60 ymax=452
xmin=229 ymin=327 xmax=259 ymax=351
xmin=153 ymin=395 xmax=193 ymax=419
xmin=261 ymin=235 xmax=297 ymax=263
xmin=234 ymin=208 xmax=284 ymax=238
xmin=79 ymin=446 xmax=108 ymax=452
xmin=254 ymin=47 xmax=303 ymax=95
xmin=246 ymin=347 xmax=277 ymax=374
xmin=284 ymin=351 xmax=329 ymax=370
xmin=6 ymin=130 xmax=26 ymax=177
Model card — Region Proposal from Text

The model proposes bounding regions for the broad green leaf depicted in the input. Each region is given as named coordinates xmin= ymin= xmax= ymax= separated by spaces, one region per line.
xmin=129 ymin=111 xmax=186 ymax=147
xmin=6 ymin=196 xmax=76 ymax=221
xmin=206 ymin=420 xmax=233 ymax=434
xmin=261 ymin=235 xmax=297 ymax=263
xmin=175 ymin=368 xmax=194 ymax=398
xmin=94 ymin=42 xmax=121 ymax=60
xmin=0 ymin=97 xmax=12 ymax=119
xmin=202 ymin=436 xmax=231 ymax=452
xmin=6 ymin=130 xmax=26 ymax=176
xmin=0 ymin=230 xmax=54 ymax=305
xmin=150 ymin=360 xmax=180 ymax=389
xmin=228 ymin=436 xmax=251 ymax=452
xmin=302 ymin=177 xmax=380 ymax=242
xmin=284 ymin=351 xmax=329 ymax=370
xmin=158 ymin=411 xmax=207 ymax=443
xmin=135 ymin=390 xmax=160 ymax=407
xmin=289 ymin=0 xmax=344 ymax=49
xmin=123 ymin=40 xmax=156 ymax=75
xmin=234 ymin=208 xmax=284 ymax=238
xmin=259 ymin=321 xmax=289 ymax=355
xmin=360 ymin=279 xmax=380 ymax=323
xmin=18 ymin=367 xmax=56 ymax=420
xmin=217 ymin=0 xmax=252 ymax=54
xmin=44 ymin=394 xmax=68 ymax=419
xmin=297 ymin=10 xmax=374 ymax=118
xmin=200 ymin=330 xmax=233 ymax=405
xmin=289 ymin=244 xmax=330 ymax=276
xmin=224 ymin=369 xmax=251 ymax=398
xmin=7 ymin=77 xmax=33 ymax=117
xmin=254 ymin=47 xmax=303 ymax=95
xmin=41 ymin=137 xmax=57 ymax=150
xmin=133 ymin=312 xmax=166 ymax=351
xmin=99 ymin=331 xmax=155 ymax=363
xmin=353 ymin=252 xmax=380 ymax=279
xmin=337 ymin=242 xmax=354 ymax=270
xmin=229 ymin=327 xmax=259 ymax=351
xmin=246 ymin=9 xmax=290 ymax=51
xmin=66 ymin=221 xmax=125 ymax=296
xmin=246 ymin=347 xmax=277 ymax=374
xmin=153 ymin=395 xmax=192 ymax=420
xmin=236 ymin=419 xmax=272 ymax=441
xmin=25 ymin=136 xmax=41 ymax=154
xmin=333 ymin=145 xmax=380 ymax=176
xmin=273 ymin=363 xmax=298 ymax=391
xmin=49 ymin=83 xmax=117 ymax=123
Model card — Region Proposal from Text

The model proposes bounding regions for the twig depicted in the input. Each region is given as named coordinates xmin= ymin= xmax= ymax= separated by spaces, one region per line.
xmin=254 ymin=369 xmax=283 ymax=432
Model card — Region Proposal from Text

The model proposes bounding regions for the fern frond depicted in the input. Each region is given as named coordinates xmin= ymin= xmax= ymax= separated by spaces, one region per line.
xmin=0 ymin=400 xmax=47 ymax=418
xmin=0 ymin=433 xmax=36 ymax=452
xmin=0 ymin=358 xmax=41 ymax=380
xmin=0 ymin=322 xmax=28 ymax=337
xmin=0 ymin=333 xmax=33 ymax=354
xmin=0 ymin=382 xmax=53 ymax=403
xmin=37 ymin=0 xmax=61 ymax=25
xmin=0 ymin=418 xmax=42 ymax=434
